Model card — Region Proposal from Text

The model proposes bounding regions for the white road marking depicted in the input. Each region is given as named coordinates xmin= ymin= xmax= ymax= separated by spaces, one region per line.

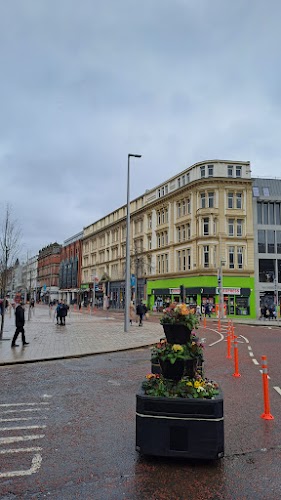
xmin=259 ymin=370 xmax=270 ymax=379
xmin=0 ymin=408 xmax=50 ymax=414
xmin=248 ymin=346 xmax=252 ymax=351
xmin=249 ymin=352 xmax=254 ymax=357
xmin=0 ymin=417 xmax=47 ymax=422
xmin=252 ymin=359 xmax=259 ymax=365
xmin=208 ymin=331 xmax=224 ymax=346
xmin=0 ymin=425 xmax=46 ymax=431
xmin=0 ymin=403 xmax=49 ymax=407
xmin=0 ymin=434 xmax=45 ymax=444
xmin=0 ymin=453 xmax=42 ymax=478
xmin=240 ymin=335 xmax=249 ymax=343
xmin=273 ymin=386 xmax=281 ymax=396
xmin=0 ymin=447 xmax=42 ymax=454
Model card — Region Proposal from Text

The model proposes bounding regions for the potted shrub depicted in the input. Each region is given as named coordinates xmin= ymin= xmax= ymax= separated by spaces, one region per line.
xmin=160 ymin=303 xmax=199 ymax=344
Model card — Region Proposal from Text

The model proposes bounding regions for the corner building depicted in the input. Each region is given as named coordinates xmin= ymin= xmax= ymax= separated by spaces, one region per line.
xmin=82 ymin=159 xmax=255 ymax=318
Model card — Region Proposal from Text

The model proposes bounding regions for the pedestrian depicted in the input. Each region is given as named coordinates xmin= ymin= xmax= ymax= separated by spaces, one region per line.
xmin=196 ymin=304 xmax=202 ymax=321
xmin=11 ymin=301 xmax=29 ymax=347
xmin=136 ymin=301 xmax=145 ymax=327
xmin=61 ymin=301 xmax=69 ymax=325
xmin=56 ymin=300 xmax=64 ymax=325
xmin=129 ymin=301 xmax=135 ymax=325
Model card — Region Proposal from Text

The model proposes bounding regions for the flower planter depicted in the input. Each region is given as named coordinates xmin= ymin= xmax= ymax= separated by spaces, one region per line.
xmin=159 ymin=359 xmax=185 ymax=381
xmin=162 ymin=323 xmax=192 ymax=344
xmin=136 ymin=389 xmax=224 ymax=459
xmin=184 ymin=358 xmax=197 ymax=378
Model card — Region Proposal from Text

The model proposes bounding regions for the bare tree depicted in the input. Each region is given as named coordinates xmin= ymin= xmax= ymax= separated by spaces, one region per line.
xmin=0 ymin=204 xmax=21 ymax=339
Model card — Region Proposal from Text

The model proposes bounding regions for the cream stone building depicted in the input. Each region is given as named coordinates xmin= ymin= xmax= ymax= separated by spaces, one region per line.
xmin=81 ymin=159 xmax=255 ymax=318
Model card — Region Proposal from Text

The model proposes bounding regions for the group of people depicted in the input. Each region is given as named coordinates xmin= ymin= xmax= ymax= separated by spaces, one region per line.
xmin=260 ymin=304 xmax=277 ymax=320
xmin=55 ymin=300 xmax=69 ymax=325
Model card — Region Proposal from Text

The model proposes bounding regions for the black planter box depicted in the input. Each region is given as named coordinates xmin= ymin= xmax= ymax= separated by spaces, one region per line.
xmin=162 ymin=324 xmax=191 ymax=344
xmin=136 ymin=390 xmax=224 ymax=459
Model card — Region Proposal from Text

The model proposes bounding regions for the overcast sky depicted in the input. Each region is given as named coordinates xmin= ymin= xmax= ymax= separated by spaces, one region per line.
xmin=1 ymin=0 xmax=281 ymax=259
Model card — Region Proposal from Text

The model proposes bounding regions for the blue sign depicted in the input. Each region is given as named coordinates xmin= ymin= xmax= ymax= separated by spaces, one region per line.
xmin=43 ymin=284 xmax=47 ymax=291
xmin=131 ymin=274 xmax=135 ymax=287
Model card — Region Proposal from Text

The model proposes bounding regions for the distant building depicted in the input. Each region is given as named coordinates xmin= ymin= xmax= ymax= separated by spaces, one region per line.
xmin=59 ymin=232 xmax=83 ymax=305
xmin=37 ymin=243 xmax=61 ymax=303
xmin=252 ymin=177 xmax=281 ymax=316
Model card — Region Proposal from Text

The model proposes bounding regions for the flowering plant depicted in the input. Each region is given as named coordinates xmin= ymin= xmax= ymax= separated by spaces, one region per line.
xmin=142 ymin=373 xmax=219 ymax=399
xmin=151 ymin=336 xmax=204 ymax=364
xmin=160 ymin=302 xmax=199 ymax=330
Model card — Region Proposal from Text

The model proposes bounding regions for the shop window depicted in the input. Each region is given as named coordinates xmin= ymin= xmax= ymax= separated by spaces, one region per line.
xmin=259 ymin=259 xmax=275 ymax=282
xmin=228 ymin=193 xmax=234 ymax=209
xmin=267 ymin=230 xmax=275 ymax=253
xmin=258 ymin=230 xmax=266 ymax=253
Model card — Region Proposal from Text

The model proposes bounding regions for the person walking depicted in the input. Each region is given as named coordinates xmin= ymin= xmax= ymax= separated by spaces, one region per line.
xmin=56 ymin=301 xmax=63 ymax=325
xmin=129 ymin=301 xmax=135 ymax=325
xmin=11 ymin=301 xmax=29 ymax=347
xmin=61 ymin=301 xmax=69 ymax=325
xmin=136 ymin=301 xmax=145 ymax=327
xmin=196 ymin=304 xmax=202 ymax=321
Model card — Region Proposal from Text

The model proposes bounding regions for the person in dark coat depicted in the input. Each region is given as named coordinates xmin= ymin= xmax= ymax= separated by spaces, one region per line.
xmin=11 ymin=301 xmax=29 ymax=347
xmin=136 ymin=301 xmax=145 ymax=327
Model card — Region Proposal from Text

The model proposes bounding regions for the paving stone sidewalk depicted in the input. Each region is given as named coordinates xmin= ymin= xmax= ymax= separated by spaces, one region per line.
xmin=0 ymin=305 xmax=163 ymax=366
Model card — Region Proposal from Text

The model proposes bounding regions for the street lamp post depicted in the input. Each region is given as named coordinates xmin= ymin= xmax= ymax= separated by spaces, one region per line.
xmin=124 ymin=153 xmax=142 ymax=332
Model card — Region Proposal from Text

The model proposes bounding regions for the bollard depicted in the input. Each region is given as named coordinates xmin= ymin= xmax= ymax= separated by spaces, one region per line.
xmin=203 ymin=316 xmax=206 ymax=328
xmin=260 ymin=356 xmax=274 ymax=420
xmin=232 ymin=336 xmax=241 ymax=377
xmin=231 ymin=322 xmax=235 ymax=341
xmin=226 ymin=326 xmax=232 ymax=359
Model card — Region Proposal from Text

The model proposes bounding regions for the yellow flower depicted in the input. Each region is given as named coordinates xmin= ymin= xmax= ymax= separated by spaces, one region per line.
xmin=145 ymin=373 xmax=155 ymax=380
xmin=194 ymin=381 xmax=200 ymax=388
xmin=186 ymin=381 xmax=193 ymax=386
xmin=172 ymin=344 xmax=183 ymax=352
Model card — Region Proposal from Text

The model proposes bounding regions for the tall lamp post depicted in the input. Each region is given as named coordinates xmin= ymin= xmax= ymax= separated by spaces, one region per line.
xmin=124 ymin=153 xmax=142 ymax=332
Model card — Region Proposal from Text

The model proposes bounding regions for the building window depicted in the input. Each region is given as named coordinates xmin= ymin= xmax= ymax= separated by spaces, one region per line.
xmin=259 ymin=259 xmax=275 ymax=282
xmin=187 ymin=197 xmax=191 ymax=213
xmin=237 ymin=219 xmax=243 ymax=237
xmin=157 ymin=189 xmax=161 ymax=198
xmin=276 ymin=203 xmax=281 ymax=225
xmin=237 ymin=247 xmax=243 ymax=269
xmin=182 ymin=225 xmax=186 ymax=241
xmin=228 ymin=219 xmax=234 ymax=237
xmin=228 ymin=166 xmax=233 ymax=177
xmin=263 ymin=203 xmax=268 ymax=224
xmin=186 ymin=173 xmax=190 ymax=183
xmin=277 ymin=231 xmax=281 ymax=253
xmin=229 ymin=246 xmax=234 ymax=269
xmin=157 ymin=234 xmax=161 ymax=248
xmin=208 ymin=165 xmax=214 ymax=177
xmin=200 ymin=193 xmax=206 ymax=209
xmin=267 ymin=230 xmax=275 ymax=253
xmin=203 ymin=246 xmax=209 ymax=268
xmin=257 ymin=202 xmax=262 ymax=224
xmin=258 ymin=230 xmax=266 ymax=253
xmin=177 ymin=202 xmax=181 ymax=218
xmin=187 ymin=223 xmax=191 ymax=239
xmin=182 ymin=200 xmax=186 ymax=216
xmin=182 ymin=249 xmax=186 ymax=271
xmin=203 ymin=218 xmax=209 ymax=236
xmin=147 ymin=215 xmax=152 ymax=229
xmin=162 ymin=186 xmax=165 ymax=196
xmin=182 ymin=175 xmax=186 ymax=186
xmin=236 ymin=166 xmax=242 ymax=177
xmin=228 ymin=193 xmax=234 ymax=209
xmin=269 ymin=203 xmax=275 ymax=224
xmin=157 ymin=211 xmax=161 ymax=225
xmin=187 ymin=248 xmax=191 ymax=270
xmin=208 ymin=192 xmax=214 ymax=208
xmin=177 ymin=251 xmax=181 ymax=271
xmin=147 ymin=235 xmax=152 ymax=250
xmin=200 ymin=166 xmax=205 ymax=178
xmin=161 ymin=209 xmax=165 ymax=224
xmin=177 ymin=177 xmax=181 ymax=188
xmin=165 ymin=253 xmax=169 ymax=273
xmin=177 ymin=227 xmax=181 ymax=243
xmin=236 ymin=193 xmax=242 ymax=209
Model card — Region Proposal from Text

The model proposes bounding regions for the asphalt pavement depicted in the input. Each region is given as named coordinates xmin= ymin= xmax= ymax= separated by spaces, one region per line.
xmin=0 ymin=305 xmax=280 ymax=366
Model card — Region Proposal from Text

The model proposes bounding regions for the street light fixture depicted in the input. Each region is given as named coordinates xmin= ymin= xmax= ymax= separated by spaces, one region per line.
xmin=124 ymin=153 xmax=142 ymax=332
